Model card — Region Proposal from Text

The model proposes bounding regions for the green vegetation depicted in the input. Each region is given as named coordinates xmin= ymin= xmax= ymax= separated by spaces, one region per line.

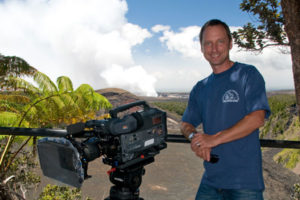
xmin=261 ymin=94 xmax=297 ymax=139
xmin=292 ymin=183 xmax=300 ymax=200
xmin=38 ymin=184 xmax=92 ymax=200
xmin=152 ymin=101 xmax=187 ymax=116
xmin=0 ymin=149 xmax=40 ymax=200
xmin=274 ymin=149 xmax=300 ymax=169
xmin=0 ymin=53 xmax=112 ymax=200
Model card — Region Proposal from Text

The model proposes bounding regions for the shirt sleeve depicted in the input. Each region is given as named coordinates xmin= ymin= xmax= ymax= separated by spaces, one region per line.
xmin=182 ymin=84 xmax=203 ymax=127
xmin=244 ymin=66 xmax=271 ymax=119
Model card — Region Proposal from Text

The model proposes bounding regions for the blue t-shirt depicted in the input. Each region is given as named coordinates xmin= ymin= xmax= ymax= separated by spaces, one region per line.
xmin=182 ymin=62 xmax=270 ymax=190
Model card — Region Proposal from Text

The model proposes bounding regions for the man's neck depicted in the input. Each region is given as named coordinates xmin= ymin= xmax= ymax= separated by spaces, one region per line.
xmin=212 ymin=60 xmax=234 ymax=74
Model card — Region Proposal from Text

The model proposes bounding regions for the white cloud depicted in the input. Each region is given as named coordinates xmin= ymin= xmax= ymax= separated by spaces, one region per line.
xmin=0 ymin=0 xmax=156 ymax=96
xmin=156 ymin=26 xmax=201 ymax=58
xmin=151 ymin=25 xmax=171 ymax=33
xmin=122 ymin=23 xmax=152 ymax=46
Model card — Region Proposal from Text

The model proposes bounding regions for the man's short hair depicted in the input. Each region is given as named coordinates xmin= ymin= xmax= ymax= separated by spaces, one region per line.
xmin=199 ymin=19 xmax=232 ymax=44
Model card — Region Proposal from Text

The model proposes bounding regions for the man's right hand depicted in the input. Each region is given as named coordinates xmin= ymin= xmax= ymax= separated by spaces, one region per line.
xmin=191 ymin=134 xmax=212 ymax=162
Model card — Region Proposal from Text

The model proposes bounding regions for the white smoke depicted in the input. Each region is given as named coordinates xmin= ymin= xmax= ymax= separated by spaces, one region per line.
xmin=0 ymin=0 xmax=157 ymax=96
xmin=100 ymin=64 xmax=157 ymax=96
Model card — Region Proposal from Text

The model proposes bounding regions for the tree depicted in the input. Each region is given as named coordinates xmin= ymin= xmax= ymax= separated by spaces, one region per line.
xmin=233 ymin=0 xmax=300 ymax=117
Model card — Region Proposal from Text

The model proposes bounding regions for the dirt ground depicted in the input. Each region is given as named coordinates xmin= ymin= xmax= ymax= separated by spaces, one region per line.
xmin=28 ymin=143 xmax=300 ymax=200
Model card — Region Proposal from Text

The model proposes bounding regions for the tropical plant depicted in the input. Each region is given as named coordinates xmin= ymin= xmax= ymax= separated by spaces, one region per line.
xmin=0 ymin=70 xmax=112 ymax=199
xmin=1 ymin=71 xmax=112 ymax=128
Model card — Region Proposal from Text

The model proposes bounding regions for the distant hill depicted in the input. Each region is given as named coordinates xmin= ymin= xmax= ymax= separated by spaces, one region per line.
xmin=96 ymin=88 xmax=141 ymax=108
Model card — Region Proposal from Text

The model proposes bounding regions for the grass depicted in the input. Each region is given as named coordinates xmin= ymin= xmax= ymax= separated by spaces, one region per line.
xmin=152 ymin=101 xmax=187 ymax=116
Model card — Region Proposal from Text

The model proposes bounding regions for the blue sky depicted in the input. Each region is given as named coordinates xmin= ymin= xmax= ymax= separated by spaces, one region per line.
xmin=126 ymin=0 xmax=252 ymax=29
xmin=0 ymin=0 xmax=293 ymax=96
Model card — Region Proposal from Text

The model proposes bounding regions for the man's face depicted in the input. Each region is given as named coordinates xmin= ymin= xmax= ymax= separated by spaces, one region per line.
xmin=201 ymin=25 xmax=232 ymax=68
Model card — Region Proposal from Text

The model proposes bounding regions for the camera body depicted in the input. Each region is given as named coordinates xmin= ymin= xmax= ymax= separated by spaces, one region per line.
xmin=37 ymin=101 xmax=167 ymax=187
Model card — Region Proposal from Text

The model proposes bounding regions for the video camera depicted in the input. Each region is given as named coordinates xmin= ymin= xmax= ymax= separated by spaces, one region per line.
xmin=37 ymin=101 xmax=167 ymax=189
xmin=0 ymin=101 xmax=167 ymax=200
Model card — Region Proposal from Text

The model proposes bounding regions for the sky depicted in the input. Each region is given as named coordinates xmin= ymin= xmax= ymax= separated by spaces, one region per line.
xmin=0 ymin=0 xmax=294 ymax=96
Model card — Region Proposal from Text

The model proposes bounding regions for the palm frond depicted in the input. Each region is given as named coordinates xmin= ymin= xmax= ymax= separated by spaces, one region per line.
xmin=0 ymin=93 xmax=31 ymax=104
xmin=0 ymin=99 xmax=24 ymax=113
xmin=0 ymin=54 xmax=37 ymax=76
xmin=61 ymin=93 xmax=78 ymax=108
xmin=0 ymin=111 xmax=20 ymax=127
xmin=57 ymin=76 xmax=73 ymax=93
xmin=34 ymin=71 xmax=58 ymax=94
xmin=6 ymin=76 xmax=40 ymax=96
xmin=75 ymin=84 xmax=94 ymax=95
xmin=90 ymin=92 xmax=112 ymax=111
xmin=75 ymin=84 xmax=112 ymax=109
xmin=75 ymin=84 xmax=97 ymax=109
xmin=48 ymin=95 xmax=67 ymax=110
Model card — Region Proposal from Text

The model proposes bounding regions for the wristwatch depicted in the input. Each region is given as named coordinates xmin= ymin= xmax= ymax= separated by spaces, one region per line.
xmin=188 ymin=132 xmax=196 ymax=141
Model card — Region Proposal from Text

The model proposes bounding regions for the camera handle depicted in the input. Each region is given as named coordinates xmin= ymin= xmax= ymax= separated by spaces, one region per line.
xmin=109 ymin=101 xmax=150 ymax=118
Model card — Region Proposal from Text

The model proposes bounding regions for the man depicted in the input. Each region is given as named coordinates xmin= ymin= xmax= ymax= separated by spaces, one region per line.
xmin=180 ymin=19 xmax=270 ymax=200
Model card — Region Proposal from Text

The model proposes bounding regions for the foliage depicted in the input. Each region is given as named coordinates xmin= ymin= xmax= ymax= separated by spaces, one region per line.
xmin=0 ymin=145 xmax=40 ymax=200
xmin=260 ymin=94 xmax=296 ymax=138
xmin=0 ymin=72 xmax=112 ymax=128
xmin=152 ymin=101 xmax=187 ymax=116
xmin=38 ymin=184 xmax=92 ymax=200
xmin=0 ymin=54 xmax=37 ymax=90
xmin=232 ymin=0 xmax=288 ymax=52
xmin=0 ymin=73 xmax=112 ymax=197
xmin=257 ymin=94 xmax=300 ymax=173
xmin=0 ymin=54 xmax=112 ymax=200
xmin=291 ymin=183 xmax=300 ymax=200
xmin=274 ymin=148 xmax=300 ymax=169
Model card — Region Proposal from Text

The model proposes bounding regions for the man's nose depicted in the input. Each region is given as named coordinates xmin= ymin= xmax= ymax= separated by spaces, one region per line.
xmin=211 ymin=43 xmax=218 ymax=52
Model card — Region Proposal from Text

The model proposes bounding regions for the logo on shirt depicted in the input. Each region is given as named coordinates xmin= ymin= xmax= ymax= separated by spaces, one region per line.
xmin=222 ymin=90 xmax=239 ymax=103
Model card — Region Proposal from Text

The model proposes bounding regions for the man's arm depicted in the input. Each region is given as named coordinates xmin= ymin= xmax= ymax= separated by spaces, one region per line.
xmin=180 ymin=121 xmax=212 ymax=161
xmin=180 ymin=121 xmax=197 ymax=140
xmin=195 ymin=110 xmax=266 ymax=149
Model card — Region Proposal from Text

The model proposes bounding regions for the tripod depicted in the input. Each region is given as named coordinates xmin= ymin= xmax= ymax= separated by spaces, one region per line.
xmin=104 ymin=157 xmax=154 ymax=200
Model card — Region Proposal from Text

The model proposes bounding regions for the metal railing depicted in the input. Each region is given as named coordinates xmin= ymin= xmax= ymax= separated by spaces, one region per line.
xmin=166 ymin=134 xmax=300 ymax=149
xmin=1 ymin=127 xmax=300 ymax=149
